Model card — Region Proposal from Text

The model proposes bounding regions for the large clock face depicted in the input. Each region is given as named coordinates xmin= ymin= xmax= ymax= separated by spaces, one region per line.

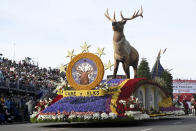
xmin=72 ymin=58 xmax=98 ymax=85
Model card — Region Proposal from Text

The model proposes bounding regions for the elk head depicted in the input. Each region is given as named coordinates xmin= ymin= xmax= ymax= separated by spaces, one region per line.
xmin=104 ymin=6 xmax=143 ymax=32
xmin=74 ymin=64 xmax=93 ymax=85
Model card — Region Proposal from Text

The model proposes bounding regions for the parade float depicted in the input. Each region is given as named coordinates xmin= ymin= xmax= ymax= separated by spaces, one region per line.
xmin=30 ymin=43 xmax=184 ymax=123
xmin=30 ymin=7 xmax=184 ymax=123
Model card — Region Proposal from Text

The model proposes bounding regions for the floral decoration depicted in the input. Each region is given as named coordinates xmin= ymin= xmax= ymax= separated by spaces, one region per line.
xmin=42 ymin=95 xmax=112 ymax=113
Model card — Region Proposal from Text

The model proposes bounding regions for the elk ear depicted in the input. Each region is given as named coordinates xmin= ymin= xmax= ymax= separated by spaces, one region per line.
xmin=122 ymin=20 xmax=126 ymax=25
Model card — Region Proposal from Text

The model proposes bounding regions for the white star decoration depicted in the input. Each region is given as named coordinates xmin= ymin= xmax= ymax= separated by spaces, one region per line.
xmin=96 ymin=48 xmax=105 ymax=57
xmin=59 ymin=64 xmax=66 ymax=73
xmin=81 ymin=42 xmax=91 ymax=53
xmin=104 ymin=60 xmax=114 ymax=71
xmin=66 ymin=49 xmax=75 ymax=60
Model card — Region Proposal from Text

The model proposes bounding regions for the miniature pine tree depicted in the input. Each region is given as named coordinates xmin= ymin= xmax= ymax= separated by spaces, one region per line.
xmin=193 ymin=94 xmax=196 ymax=100
xmin=137 ymin=58 xmax=151 ymax=79
xmin=160 ymin=69 xmax=173 ymax=97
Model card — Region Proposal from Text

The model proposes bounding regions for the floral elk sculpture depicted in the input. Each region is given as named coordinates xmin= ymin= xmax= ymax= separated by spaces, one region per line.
xmin=104 ymin=7 xmax=143 ymax=78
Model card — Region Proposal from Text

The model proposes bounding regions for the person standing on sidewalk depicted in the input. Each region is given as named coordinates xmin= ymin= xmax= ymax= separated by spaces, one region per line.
xmin=183 ymin=100 xmax=189 ymax=115
xmin=25 ymin=98 xmax=33 ymax=121
xmin=191 ymin=98 xmax=195 ymax=116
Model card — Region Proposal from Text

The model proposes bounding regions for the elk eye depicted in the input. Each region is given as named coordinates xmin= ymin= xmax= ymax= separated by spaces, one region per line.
xmin=112 ymin=22 xmax=117 ymax=26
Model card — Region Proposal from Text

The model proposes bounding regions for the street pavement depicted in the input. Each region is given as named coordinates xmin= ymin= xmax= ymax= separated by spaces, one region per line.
xmin=0 ymin=116 xmax=196 ymax=131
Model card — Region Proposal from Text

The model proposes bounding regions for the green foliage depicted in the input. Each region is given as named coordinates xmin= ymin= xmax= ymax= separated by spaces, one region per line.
xmin=137 ymin=58 xmax=151 ymax=79
xmin=160 ymin=69 xmax=173 ymax=97
xmin=193 ymin=94 xmax=196 ymax=100
xmin=30 ymin=118 xmax=37 ymax=123
xmin=153 ymin=77 xmax=166 ymax=87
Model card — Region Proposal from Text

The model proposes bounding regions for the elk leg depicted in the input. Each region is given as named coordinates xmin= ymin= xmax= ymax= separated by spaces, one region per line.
xmin=133 ymin=61 xmax=138 ymax=78
xmin=133 ymin=66 xmax=137 ymax=78
xmin=113 ymin=60 xmax=119 ymax=79
xmin=122 ymin=63 xmax=130 ymax=79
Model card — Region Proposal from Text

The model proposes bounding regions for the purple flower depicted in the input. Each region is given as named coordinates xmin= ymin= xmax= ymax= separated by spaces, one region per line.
xmin=160 ymin=107 xmax=180 ymax=112
xmin=42 ymin=96 xmax=112 ymax=113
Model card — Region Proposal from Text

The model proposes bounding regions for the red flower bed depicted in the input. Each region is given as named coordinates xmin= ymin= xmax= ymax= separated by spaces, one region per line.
xmin=51 ymin=95 xmax=63 ymax=104
xmin=118 ymin=78 xmax=146 ymax=99
xmin=116 ymin=78 xmax=146 ymax=116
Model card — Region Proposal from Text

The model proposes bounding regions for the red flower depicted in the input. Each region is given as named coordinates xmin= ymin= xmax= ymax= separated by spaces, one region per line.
xmin=116 ymin=78 xmax=146 ymax=115
xmin=51 ymin=95 xmax=63 ymax=104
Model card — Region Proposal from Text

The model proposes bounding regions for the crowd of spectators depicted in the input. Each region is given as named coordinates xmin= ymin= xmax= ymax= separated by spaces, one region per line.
xmin=0 ymin=56 xmax=63 ymax=123
xmin=0 ymin=56 xmax=61 ymax=91
xmin=174 ymin=96 xmax=196 ymax=116
xmin=0 ymin=93 xmax=39 ymax=124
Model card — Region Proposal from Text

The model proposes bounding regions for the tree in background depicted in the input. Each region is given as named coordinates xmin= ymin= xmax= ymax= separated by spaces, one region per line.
xmin=193 ymin=94 xmax=196 ymax=100
xmin=160 ymin=69 xmax=173 ymax=97
xmin=137 ymin=58 xmax=151 ymax=79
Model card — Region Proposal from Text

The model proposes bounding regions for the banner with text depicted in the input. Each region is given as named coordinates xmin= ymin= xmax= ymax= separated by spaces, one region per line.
xmin=57 ymin=89 xmax=105 ymax=97
xmin=173 ymin=81 xmax=196 ymax=93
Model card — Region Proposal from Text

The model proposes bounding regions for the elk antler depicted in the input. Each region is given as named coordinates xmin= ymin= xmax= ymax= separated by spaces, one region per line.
xmin=86 ymin=67 xmax=93 ymax=74
xmin=120 ymin=6 xmax=143 ymax=21
xmin=75 ymin=64 xmax=83 ymax=74
xmin=104 ymin=8 xmax=116 ymax=22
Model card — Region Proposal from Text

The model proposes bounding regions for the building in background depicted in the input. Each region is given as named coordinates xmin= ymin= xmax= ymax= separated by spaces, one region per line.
xmin=173 ymin=80 xmax=196 ymax=101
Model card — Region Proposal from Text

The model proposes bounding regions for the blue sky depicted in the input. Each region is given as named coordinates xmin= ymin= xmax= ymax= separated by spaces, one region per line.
xmin=0 ymin=0 xmax=196 ymax=79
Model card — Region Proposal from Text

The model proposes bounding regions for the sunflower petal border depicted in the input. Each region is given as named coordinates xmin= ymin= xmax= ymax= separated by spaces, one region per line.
xmin=66 ymin=53 xmax=104 ymax=90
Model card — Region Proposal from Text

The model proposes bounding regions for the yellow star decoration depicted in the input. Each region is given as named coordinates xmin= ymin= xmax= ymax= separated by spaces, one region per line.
xmin=96 ymin=48 xmax=105 ymax=57
xmin=66 ymin=49 xmax=75 ymax=60
xmin=81 ymin=42 xmax=91 ymax=53
xmin=59 ymin=64 xmax=66 ymax=73
xmin=104 ymin=60 xmax=114 ymax=71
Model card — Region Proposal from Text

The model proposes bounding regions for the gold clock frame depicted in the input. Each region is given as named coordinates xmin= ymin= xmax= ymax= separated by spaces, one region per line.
xmin=66 ymin=53 xmax=104 ymax=90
